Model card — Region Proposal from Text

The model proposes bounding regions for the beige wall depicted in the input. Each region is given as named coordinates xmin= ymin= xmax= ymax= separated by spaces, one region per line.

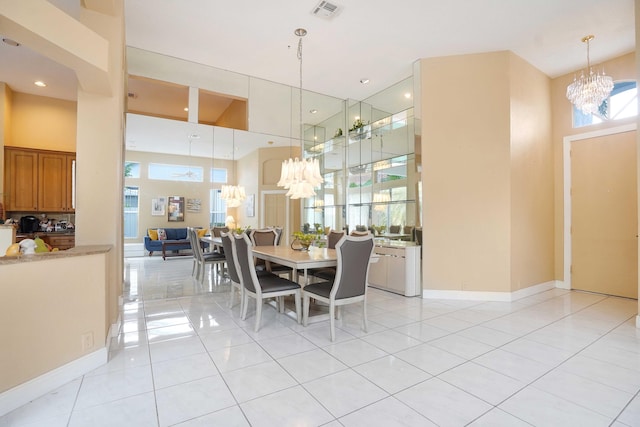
xmin=125 ymin=151 xmax=235 ymax=241
xmin=0 ymin=252 xmax=108 ymax=393
xmin=550 ymin=52 xmax=636 ymax=280
xmin=8 ymin=92 xmax=76 ymax=152
xmin=509 ymin=54 xmax=555 ymax=291
xmin=421 ymin=51 xmax=512 ymax=292
xmin=421 ymin=51 xmax=554 ymax=294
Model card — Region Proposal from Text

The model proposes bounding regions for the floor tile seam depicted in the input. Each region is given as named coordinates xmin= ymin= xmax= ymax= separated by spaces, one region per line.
xmin=463 ymin=406 xmax=535 ymax=427
xmin=552 ymin=361 xmax=640 ymax=396
xmin=577 ymin=351 xmax=640 ymax=376
xmin=336 ymin=394 xmax=431 ymax=424
xmin=143 ymin=338 xmax=162 ymax=427
xmin=71 ymin=388 xmax=157 ymax=415
xmin=435 ymin=372 xmax=528 ymax=411
xmin=528 ymin=380 xmax=631 ymax=420
xmin=58 ymin=375 xmax=84 ymax=427
xmin=611 ymin=388 xmax=640 ymax=426
xmin=464 ymin=357 xmax=557 ymax=392
xmin=299 ymin=374 xmax=390 ymax=420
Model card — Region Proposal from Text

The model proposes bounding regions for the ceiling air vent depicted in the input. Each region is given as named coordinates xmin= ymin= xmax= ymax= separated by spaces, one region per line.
xmin=311 ymin=1 xmax=341 ymax=20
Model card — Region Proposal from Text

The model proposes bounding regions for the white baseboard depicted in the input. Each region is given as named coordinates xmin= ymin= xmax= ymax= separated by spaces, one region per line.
xmin=0 ymin=348 xmax=107 ymax=416
xmin=423 ymin=281 xmax=557 ymax=302
xmin=555 ymin=280 xmax=570 ymax=290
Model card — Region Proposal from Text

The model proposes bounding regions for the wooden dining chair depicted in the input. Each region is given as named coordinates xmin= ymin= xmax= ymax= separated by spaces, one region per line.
xmin=233 ymin=233 xmax=302 ymax=332
xmin=302 ymin=234 xmax=375 ymax=341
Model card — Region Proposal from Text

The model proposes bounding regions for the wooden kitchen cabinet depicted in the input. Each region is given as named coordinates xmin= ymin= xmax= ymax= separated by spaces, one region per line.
xmin=4 ymin=148 xmax=38 ymax=211
xmin=38 ymin=151 xmax=76 ymax=212
xmin=4 ymin=148 xmax=75 ymax=212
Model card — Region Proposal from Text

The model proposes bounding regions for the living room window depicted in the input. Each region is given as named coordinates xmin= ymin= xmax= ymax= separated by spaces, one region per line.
xmin=148 ymin=163 xmax=204 ymax=182
xmin=124 ymin=186 xmax=139 ymax=238
xmin=211 ymin=167 xmax=227 ymax=183
xmin=210 ymin=189 xmax=226 ymax=226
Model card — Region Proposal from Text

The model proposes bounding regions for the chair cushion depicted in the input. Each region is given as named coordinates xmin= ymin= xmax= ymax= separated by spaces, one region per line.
xmin=309 ymin=267 xmax=336 ymax=281
xmin=203 ymin=252 xmax=226 ymax=261
xmin=258 ymin=275 xmax=301 ymax=293
xmin=303 ymin=281 xmax=333 ymax=298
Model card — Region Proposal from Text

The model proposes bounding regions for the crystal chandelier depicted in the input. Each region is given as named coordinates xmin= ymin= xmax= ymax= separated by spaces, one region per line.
xmin=220 ymin=130 xmax=246 ymax=208
xmin=566 ymin=35 xmax=614 ymax=115
xmin=277 ymin=28 xmax=323 ymax=199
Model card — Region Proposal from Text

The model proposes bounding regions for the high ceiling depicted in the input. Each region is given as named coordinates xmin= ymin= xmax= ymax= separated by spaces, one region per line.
xmin=1 ymin=0 xmax=635 ymax=102
xmin=0 ymin=0 xmax=635 ymax=158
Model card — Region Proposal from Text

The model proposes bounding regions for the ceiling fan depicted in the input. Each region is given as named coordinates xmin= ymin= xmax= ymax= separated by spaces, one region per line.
xmin=171 ymin=133 xmax=201 ymax=180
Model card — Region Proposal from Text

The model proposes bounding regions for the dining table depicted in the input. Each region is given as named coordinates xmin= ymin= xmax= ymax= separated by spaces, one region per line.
xmin=251 ymin=245 xmax=337 ymax=285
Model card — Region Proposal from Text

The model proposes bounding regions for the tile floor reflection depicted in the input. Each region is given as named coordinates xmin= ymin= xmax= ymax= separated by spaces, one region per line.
xmin=2 ymin=256 xmax=640 ymax=426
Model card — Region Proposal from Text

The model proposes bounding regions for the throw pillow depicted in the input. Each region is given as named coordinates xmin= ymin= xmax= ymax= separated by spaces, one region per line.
xmin=148 ymin=228 xmax=159 ymax=240
xmin=197 ymin=228 xmax=208 ymax=238
xmin=157 ymin=228 xmax=167 ymax=240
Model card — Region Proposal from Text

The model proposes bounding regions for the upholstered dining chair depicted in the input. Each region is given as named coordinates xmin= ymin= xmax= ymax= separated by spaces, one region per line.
xmin=220 ymin=231 xmax=243 ymax=311
xmin=402 ymin=225 xmax=415 ymax=241
xmin=233 ymin=233 xmax=302 ymax=332
xmin=249 ymin=228 xmax=293 ymax=279
xmin=308 ymin=230 xmax=346 ymax=281
xmin=389 ymin=225 xmax=401 ymax=234
xmin=302 ymin=234 xmax=375 ymax=341
xmin=188 ymin=227 xmax=226 ymax=283
xmin=350 ymin=230 xmax=369 ymax=237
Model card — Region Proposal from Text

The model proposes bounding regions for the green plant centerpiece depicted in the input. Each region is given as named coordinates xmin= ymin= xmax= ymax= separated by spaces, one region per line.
xmin=372 ymin=225 xmax=386 ymax=236
xmin=291 ymin=231 xmax=322 ymax=251
xmin=233 ymin=225 xmax=251 ymax=234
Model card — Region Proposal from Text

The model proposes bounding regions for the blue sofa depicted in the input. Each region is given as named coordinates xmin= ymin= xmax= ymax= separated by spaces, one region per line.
xmin=144 ymin=227 xmax=208 ymax=257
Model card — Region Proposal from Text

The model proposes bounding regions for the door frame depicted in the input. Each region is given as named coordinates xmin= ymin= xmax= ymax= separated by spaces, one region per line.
xmin=562 ymin=122 xmax=637 ymax=290
xmin=260 ymin=190 xmax=290 ymax=244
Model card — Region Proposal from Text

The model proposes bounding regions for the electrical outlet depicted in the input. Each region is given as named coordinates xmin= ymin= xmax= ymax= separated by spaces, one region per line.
xmin=81 ymin=332 xmax=94 ymax=351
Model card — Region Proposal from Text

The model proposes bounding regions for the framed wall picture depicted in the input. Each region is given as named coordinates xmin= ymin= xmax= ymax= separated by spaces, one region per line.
xmin=186 ymin=198 xmax=201 ymax=212
xmin=168 ymin=196 xmax=185 ymax=222
xmin=245 ymin=194 xmax=255 ymax=217
xmin=151 ymin=197 xmax=166 ymax=216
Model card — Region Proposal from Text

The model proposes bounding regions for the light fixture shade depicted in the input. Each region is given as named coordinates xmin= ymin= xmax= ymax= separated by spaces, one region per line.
xmin=225 ymin=215 xmax=236 ymax=229
xmin=373 ymin=192 xmax=390 ymax=211
xmin=221 ymin=184 xmax=246 ymax=207
xmin=566 ymin=35 xmax=614 ymax=115
xmin=277 ymin=157 xmax=323 ymax=198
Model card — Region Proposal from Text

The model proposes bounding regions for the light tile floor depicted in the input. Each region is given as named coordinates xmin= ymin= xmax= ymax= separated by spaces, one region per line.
xmin=2 ymin=256 xmax=640 ymax=426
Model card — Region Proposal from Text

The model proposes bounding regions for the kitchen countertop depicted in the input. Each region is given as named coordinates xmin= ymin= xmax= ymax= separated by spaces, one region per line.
xmin=0 ymin=245 xmax=111 ymax=265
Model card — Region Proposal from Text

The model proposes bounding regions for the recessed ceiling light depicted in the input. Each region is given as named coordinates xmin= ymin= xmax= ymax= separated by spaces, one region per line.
xmin=2 ymin=38 xmax=20 ymax=47
xmin=360 ymin=78 xmax=370 ymax=84
xmin=310 ymin=109 xmax=318 ymax=114
xmin=34 ymin=81 xmax=46 ymax=87
xmin=404 ymin=92 xmax=412 ymax=99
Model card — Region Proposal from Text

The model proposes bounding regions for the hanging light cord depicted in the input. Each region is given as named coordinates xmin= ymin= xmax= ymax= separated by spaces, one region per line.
xmin=297 ymin=31 xmax=304 ymax=157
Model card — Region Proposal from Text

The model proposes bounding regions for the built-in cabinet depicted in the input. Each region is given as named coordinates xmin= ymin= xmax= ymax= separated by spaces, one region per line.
xmin=4 ymin=148 xmax=76 ymax=212
xmin=368 ymin=241 xmax=421 ymax=296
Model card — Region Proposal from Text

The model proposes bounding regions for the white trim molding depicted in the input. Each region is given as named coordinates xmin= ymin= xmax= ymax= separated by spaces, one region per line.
xmin=423 ymin=281 xmax=558 ymax=302
xmin=0 ymin=348 xmax=107 ymax=416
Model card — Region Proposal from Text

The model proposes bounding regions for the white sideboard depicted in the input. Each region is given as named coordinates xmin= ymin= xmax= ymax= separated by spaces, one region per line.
xmin=368 ymin=240 xmax=421 ymax=297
